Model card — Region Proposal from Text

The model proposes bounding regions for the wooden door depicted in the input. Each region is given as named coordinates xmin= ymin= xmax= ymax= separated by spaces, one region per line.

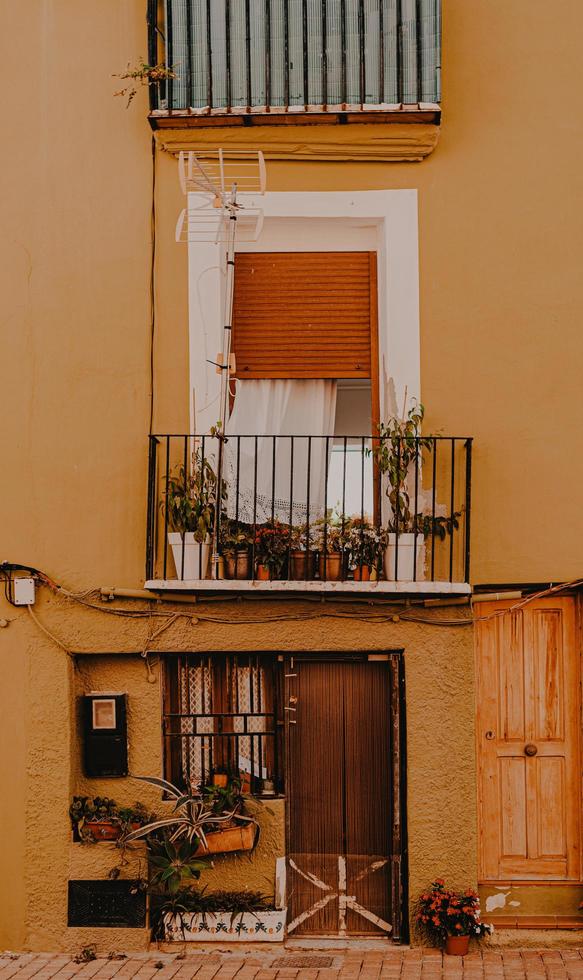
xmin=476 ymin=597 xmax=581 ymax=880
xmin=286 ymin=656 xmax=400 ymax=936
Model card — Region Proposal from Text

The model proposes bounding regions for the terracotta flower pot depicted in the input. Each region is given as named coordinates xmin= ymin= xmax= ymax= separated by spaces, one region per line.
xmin=81 ymin=820 xmax=141 ymax=842
xmin=290 ymin=550 xmax=316 ymax=581
xmin=445 ymin=935 xmax=470 ymax=956
xmin=225 ymin=550 xmax=250 ymax=580
xmin=194 ymin=822 xmax=257 ymax=856
xmin=212 ymin=773 xmax=228 ymax=788
xmin=256 ymin=564 xmax=271 ymax=581
xmin=318 ymin=552 xmax=343 ymax=581
xmin=353 ymin=565 xmax=371 ymax=581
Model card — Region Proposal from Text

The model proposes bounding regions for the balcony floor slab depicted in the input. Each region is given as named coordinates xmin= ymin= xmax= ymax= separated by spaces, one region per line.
xmin=144 ymin=579 xmax=471 ymax=596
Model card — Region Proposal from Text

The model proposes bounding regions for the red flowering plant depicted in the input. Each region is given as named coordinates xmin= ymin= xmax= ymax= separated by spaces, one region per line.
xmin=416 ymin=880 xmax=493 ymax=944
xmin=253 ymin=521 xmax=292 ymax=578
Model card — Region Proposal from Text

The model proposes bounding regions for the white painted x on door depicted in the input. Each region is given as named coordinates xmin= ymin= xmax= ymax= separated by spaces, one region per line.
xmin=476 ymin=597 xmax=581 ymax=880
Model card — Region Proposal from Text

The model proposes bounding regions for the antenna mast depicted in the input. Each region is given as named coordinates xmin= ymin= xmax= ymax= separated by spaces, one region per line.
xmin=176 ymin=148 xmax=266 ymax=577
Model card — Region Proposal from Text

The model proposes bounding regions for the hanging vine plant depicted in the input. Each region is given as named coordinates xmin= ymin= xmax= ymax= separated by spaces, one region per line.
xmin=113 ymin=59 xmax=177 ymax=107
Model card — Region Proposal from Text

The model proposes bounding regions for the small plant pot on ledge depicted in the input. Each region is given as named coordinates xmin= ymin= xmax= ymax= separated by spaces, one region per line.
xmin=225 ymin=549 xmax=250 ymax=580
xmin=79 ymin=820 xmax=141 ymax=842
xmin=289 ymin=550 xmax=316 ymax=581
xmin=445 ymin=935 xmax=470 ymax=956
xmin=168 ymin=533 xmax=211 ymax=580
xmin=318 ymin=553 xmax=343 ymax=581
xmin=353 ymin=565 xmax=372 ymax=581
xmin=384 ymin=533 xmax=425 ymax=582
xmin=194 ymin=822 xmax=257 ymax=856
xmin=162 ymin=908 xmax=287 ymax=942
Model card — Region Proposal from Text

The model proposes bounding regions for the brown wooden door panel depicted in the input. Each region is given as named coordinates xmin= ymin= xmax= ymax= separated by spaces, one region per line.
xmin=344 ymin=663 xmax=392 ymax=934
xmin=476 ymin=598 xmax=581 ymax=881
xmin=287 ymin=661 xmax=345 ymax=935
xmin=287 ymin=658 xmax=394 ymax=936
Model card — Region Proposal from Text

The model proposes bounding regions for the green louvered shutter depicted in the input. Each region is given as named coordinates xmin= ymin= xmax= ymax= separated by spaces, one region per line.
xmin=163 ymin=0 xmax=440 ymax=110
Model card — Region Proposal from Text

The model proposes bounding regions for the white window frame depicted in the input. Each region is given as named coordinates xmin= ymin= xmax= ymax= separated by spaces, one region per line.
xmin=187 ymin=189 xmax=421 ymax=435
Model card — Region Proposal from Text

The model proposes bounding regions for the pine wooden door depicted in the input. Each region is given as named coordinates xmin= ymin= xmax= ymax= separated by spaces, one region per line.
xmin=476 ymin=598 xmax=581 ymax=880
xmin=286 ymin=656 xmax=399 ymax=936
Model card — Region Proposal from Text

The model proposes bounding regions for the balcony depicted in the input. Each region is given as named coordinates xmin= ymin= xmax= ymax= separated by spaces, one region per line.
xmin=145 ymin=433 xmax=472 ymax=594
xmin=147 ymin=0 xmax=441 ymax=127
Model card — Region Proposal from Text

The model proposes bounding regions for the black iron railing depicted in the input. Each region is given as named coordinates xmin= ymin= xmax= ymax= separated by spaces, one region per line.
xmin=147 ymin=0 xmax=441 ymax=114
xmin=146 ymin=433 xmax=472 ymax=585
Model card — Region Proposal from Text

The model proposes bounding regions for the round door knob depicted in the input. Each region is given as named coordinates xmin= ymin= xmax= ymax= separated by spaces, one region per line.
xmin=524 ymin=743 xmax=538 ymax=756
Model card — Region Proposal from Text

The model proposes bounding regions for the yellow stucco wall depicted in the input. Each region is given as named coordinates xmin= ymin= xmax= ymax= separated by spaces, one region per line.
xmin=2 ymin=0 xmax=583 ymax=954
xmin=0 ymin=591 xmax=476 ymax=951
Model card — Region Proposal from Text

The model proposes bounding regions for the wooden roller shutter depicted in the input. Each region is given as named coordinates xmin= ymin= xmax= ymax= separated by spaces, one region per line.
xmin=232 ymin=251 xmax=378 ymax=379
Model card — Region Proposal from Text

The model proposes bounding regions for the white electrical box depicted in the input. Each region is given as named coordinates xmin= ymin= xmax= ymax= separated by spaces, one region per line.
xmin=13 ymin=577 xmax=36 ymax=605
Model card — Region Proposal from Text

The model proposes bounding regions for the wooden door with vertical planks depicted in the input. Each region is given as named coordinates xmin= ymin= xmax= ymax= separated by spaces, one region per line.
xmin=476 ymin=597 xmax=581 ymax=880
xmin=286 ymin=656 xmax=398 ymax=936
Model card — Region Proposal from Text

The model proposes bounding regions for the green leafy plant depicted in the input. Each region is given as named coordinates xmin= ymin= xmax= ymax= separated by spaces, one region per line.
xmin=69 ymin=797 xmax=155 ymax=842
xmin=203 ymin=777 xmax=243 ymax=818
xmin=150 ymin=887 xmax=275 ymax=940
xmin=148 ymin=837 xmax=209 ymax=895
xmin=416 ymin=879 xmax=493 ymax=944
xmin=347 ymin=518 xmax=386 ymax=570
xmin=122 ymin=775 xmax=248 ymax=848
xmin=371 ymin=401 xmax=433 ymax=533
xmin=220 ymin=518 xmax=253 ymax=554
xmin=313 ymin=510 xmax=352 ymax=553
xmin=113 ymin=60 xmax=178 ymax=108
xmin=162 ymin=449 xmax=224 ymax=542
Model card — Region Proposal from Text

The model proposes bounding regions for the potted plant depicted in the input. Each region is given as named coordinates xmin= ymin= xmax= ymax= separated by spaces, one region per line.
xmin=288 ymin=523 xmax=316 ymax=581
xmin=197 ymin=776 xmax=258 ymax=856
xmin=162 ymin=447 xmax=222 ymax=581
xmin=210 ymin=768 xmax=229 ymax=789
xmin=347 ymin=518 xmax=385 ymax=580
xmin=124 ymin=775 xmax=258 ymax=858
xmin=253 ymin=521 xmax=291 ymax=580
xmin=372 ymin=402 xmax=434 ymax=581
xmin=314 ymin=511 xmax=351 ymax=581
xmin=416 ymin=879 xmax=493 ymax=956
xmin=153 ymin=888 xmax=286 ymax=943
xmin=148 ymin=837 xmax=210 ymax=893
xmin=69 ymin=797 xmax=154 ymax=843
xmin=220 ymin=519 xmax=252 ymax=580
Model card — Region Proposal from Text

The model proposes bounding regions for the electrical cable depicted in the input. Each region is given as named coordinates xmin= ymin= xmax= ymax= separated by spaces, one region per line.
xmin=4 ymin=562 xmax=583 ymax=659
xmin=26 ymin=604 xmax=74 ymax=659
xmin=148 ymin=134 xmax=157 ymax=435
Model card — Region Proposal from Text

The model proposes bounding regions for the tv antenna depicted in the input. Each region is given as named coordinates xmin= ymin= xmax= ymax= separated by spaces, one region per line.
xmin=176 ymin=148 xmax=267 ymax=577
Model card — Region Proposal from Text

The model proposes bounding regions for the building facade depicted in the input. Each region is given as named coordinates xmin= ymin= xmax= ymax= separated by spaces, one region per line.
xmin=1 ymin=0 xmax=583 ymax=954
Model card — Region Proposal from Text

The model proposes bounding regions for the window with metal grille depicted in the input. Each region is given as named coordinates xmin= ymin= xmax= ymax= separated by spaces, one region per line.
xmin=162 ymin=654 xmax=284 ymax=795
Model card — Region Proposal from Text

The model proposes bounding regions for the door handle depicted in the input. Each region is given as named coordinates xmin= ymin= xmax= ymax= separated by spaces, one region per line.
xmin=485 ymin=730 xmax=496 ymax=740
xmin=524 ymin=743 xmax=538 ymax=756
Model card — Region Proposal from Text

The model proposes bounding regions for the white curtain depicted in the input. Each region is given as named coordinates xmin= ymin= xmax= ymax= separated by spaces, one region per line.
xmin=225 ymin=379 xmax=337 ymax=525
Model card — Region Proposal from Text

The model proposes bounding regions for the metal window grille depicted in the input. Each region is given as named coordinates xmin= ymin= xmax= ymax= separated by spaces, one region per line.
xmin=163 ymin=653 xmax=284 ymax=793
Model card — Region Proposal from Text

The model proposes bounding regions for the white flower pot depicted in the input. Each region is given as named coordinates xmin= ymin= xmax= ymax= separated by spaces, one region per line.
xmin=384 ymin=533 xmax=425 ymax=582
xmin=162 ymin=908 xmax=287 ymax=942
xmin=168 ymin=533 xmax=211 ymax=580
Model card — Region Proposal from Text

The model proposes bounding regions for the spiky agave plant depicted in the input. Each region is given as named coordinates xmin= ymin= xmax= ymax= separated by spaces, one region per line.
xmin=122 ymin=775 xmax=254 ymax=850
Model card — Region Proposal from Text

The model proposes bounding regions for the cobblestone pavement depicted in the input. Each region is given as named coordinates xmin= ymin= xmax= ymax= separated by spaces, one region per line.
xmin=3 ymin=950 xmax=583 ymax=980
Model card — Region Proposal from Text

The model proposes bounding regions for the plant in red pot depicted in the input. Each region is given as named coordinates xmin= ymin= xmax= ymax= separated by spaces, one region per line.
xmin=69 ymin=796 xmax=155 ymax=843
xmin=253 ymin=521 xmax=291 ymax=580
xmin=415 ymin=879 xmax=493 ymax=955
